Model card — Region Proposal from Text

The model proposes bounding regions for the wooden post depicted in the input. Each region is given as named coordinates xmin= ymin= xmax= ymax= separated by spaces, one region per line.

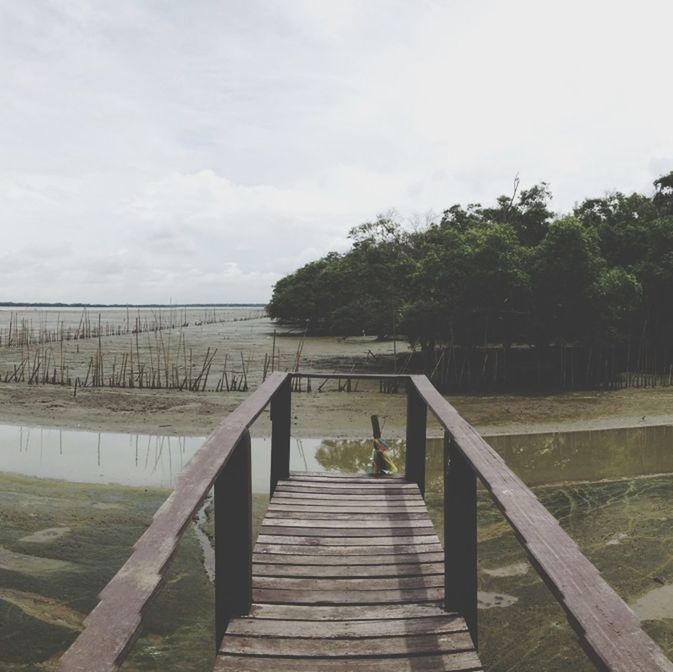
xmin=214 ymin=430 xmax=252 ymax=649
xmin=405 ymin=382 xmax=427 ymax=496
xmin=444 ymin=430 xmax=478 ymax=648
xmin=270 ymin=375 xmax=291 ymax=494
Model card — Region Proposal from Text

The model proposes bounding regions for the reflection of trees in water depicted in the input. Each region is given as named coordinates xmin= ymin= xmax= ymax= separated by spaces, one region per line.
xmin=315 ymin=439 xmax=405 ymax=474
xmin=314 ymin=438 xmax=446 ymax=491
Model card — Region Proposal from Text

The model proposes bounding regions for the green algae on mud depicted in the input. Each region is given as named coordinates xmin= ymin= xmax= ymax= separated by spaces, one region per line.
xmin=0 ymin=472 xmax=214 ymax=672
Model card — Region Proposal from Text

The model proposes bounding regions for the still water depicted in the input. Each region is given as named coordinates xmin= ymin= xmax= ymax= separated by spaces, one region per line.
xmin=1 ymin=422 xmax=672 ymax=489
xmin=0 ymin=424 xmax=327 ymax=490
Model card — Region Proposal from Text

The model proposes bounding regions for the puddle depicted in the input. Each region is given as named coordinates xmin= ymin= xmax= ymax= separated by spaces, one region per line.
xmin=482 ymin=562 xmax=529 ymax=578
xmin=478 ymin=591 xmax=518 ymax=609
xmin=631 ymin=583 xmax=673 ymax=621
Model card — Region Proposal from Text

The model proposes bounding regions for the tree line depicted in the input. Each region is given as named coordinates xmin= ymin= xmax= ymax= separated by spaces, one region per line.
xmin=268 ymin=172 xmax=673 ymax=390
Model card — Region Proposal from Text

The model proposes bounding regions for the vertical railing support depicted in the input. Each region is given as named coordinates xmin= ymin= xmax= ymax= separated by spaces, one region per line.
xmin=444 ymin=430 xmax=478 ymax=648
xmin=214 ymin=430 xmax=252 ymax=649
xmin=270 ymin=375 xmax=291 ymax=494
xmin=405 ymin=381 xmax=427 ymax=496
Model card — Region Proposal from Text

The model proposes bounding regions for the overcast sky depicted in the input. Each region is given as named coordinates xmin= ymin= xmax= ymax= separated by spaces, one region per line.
xmin=2 ymin=0 xmax=672 ymax=303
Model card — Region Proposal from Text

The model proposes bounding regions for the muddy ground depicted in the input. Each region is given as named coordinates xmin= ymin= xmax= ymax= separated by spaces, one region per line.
xmin=2 ymin=378 xmax=673 ymax=440
xmin=1 ymin=312 xmax=672 ymax=439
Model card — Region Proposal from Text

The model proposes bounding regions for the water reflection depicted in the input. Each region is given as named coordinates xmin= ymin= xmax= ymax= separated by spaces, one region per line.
xmin=0 ymin=424 xmax=331 ymax=490
xmin=2 ymin=422 xmax=672 ymax=492
xmin=488 ymin=425 xmax=673 ymax=485
xmin=313 ymin=425 xmax=673 ymax=488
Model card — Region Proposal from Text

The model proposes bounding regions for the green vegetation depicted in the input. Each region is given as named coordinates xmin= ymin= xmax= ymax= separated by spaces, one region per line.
xmin=269 ymin=173 xmax=673 ymax=389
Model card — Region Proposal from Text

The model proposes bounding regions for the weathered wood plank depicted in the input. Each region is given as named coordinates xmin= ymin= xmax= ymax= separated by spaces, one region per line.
xmin=253 ymin=562 xmax=444 ymax=578
xmin=220 ymin=631 xmax=475 ymax=656
xmin=277 ymin=480 xmax=416 ymax=490
xmin=261 ymin=517 xmax=434 ymax=528
xmin=264 ymin=511 xmax=429 ymax=521
xmin=254 ymin=542 xmax=444 ymax=556
xmin=225 ymin=613 xmax=466 ymax=638
xmin=214 ymin=651 xmax=483 ymax=672
xmin=252 ymin=586 xmax=445 ymax=604
xmin=259 ymin=525 xmax=433 ymax=538
xmin=252 ymin=551 xmax=446 ymax=566
xmin=267 ymin=503 xmax=428 ymax=513
xmin=269 ymin=490 xmax=424 ymax=501
xmin=257 ymin=534 xmax=439 ymax=546
xmin=247 ymin=603 xmax=448 ymax=620
xmin=252 ymin=575 xmax=445 ymax=591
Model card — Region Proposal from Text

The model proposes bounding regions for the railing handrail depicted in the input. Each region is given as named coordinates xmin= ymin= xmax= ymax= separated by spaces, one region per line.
xmin=60 ymin=372 xmax=290 ymax=672
xmin=408 ymin=374 xmax=673 ymax=672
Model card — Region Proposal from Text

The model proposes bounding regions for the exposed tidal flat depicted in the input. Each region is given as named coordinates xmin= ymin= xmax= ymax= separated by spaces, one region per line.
xmin=1 ymin=423 xmax=672 ymax=670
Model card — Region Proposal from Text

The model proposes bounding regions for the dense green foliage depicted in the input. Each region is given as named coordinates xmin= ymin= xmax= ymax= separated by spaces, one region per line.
xmin=269 ymin=173 xmax=673 ymax=384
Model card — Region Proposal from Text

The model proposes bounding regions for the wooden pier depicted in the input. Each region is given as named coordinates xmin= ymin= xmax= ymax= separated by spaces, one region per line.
xmin=60 ymin=372 xmax=673 ymax=672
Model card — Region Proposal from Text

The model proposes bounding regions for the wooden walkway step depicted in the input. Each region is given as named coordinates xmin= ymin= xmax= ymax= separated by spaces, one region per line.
xmin=216 ymin=473 xmax=483 ymax=672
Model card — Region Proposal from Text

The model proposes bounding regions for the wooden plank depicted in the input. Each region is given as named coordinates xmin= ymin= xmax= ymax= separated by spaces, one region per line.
xmin=256 ymin=534 xmax=439 ymax=547
xmin=220 ymin=631 xmax=475 ymax=656
xmin=214 ymin=651 xmax=483 ymax=672
xmin=274 ymin=486 xmax=418 ymax=496
xmin=252 ymin=562 xmax=444 ymax=578
xmin=252 ymin=586 xmax=445 ymax=604
xmin=248 ymin=603 xmax=448 ymax=620
xmin=276 ymin=480 xmax=416 ymax=491
xmin=269 ymin=491 xmax=424 ymax=501
xmin=261 ymin=516 xmax=434 ymax=527
xmin=252 ymin=551 xmax=446 ymax=566
xmin=267 ymin=503 xmax=427 ymax=513
xmin=254 ymin=543 xmax=444 ymax=556
xmin=225 ymin=613 xmax=466 ymax=638
xmin=259 ymin=526 xmax=434 ymax=538
xmin=252 ymin=575 xmax=445 ymax=591
xmin=264 ymin=510 xmax=429 ymax=520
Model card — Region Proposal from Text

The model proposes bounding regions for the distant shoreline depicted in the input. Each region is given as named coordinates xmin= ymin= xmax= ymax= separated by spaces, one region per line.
xmin=0 ymin=302 xmax=266 ymax=308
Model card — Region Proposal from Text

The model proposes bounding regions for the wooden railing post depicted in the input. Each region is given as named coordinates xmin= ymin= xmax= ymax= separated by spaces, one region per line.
xmin=270 ymin=375 xmax=291 ymax=494
xmin=405 ymin=381 xmax=427 ymax=496
xmin=214 ymin=430 xmax=252 ymax=649
xmin=444 ymin=430 xmax=478 ymax=648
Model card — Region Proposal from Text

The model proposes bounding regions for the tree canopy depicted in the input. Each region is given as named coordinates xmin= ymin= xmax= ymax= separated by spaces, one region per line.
xmin=268 ymin=172 xmax=673 ymax=383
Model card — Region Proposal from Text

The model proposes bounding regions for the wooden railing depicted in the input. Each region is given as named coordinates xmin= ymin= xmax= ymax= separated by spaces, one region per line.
xmin=405 ymin=374 xmax=673 ymax=672
xmin=59 ymin=372 xmax=292 ymax=672
xmin=60 ymin=372 xmax=673 ymax=672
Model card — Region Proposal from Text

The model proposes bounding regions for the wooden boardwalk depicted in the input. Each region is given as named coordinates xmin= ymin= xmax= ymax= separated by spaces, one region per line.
xmin=216 ymin=472 xmax=483 ymax=672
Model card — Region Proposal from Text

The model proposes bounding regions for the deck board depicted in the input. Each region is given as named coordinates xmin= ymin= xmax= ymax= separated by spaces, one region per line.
xmin=216 ymin=473 xmax=482 ymax=672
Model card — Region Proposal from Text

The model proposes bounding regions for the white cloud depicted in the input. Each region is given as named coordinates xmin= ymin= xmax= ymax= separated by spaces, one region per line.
xmin=0 ymin=0 xmax=672 ymax=302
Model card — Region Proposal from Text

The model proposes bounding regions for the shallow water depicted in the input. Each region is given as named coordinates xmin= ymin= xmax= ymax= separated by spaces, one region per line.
xmin=0 ymin=424 xmax=326 ymax=490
